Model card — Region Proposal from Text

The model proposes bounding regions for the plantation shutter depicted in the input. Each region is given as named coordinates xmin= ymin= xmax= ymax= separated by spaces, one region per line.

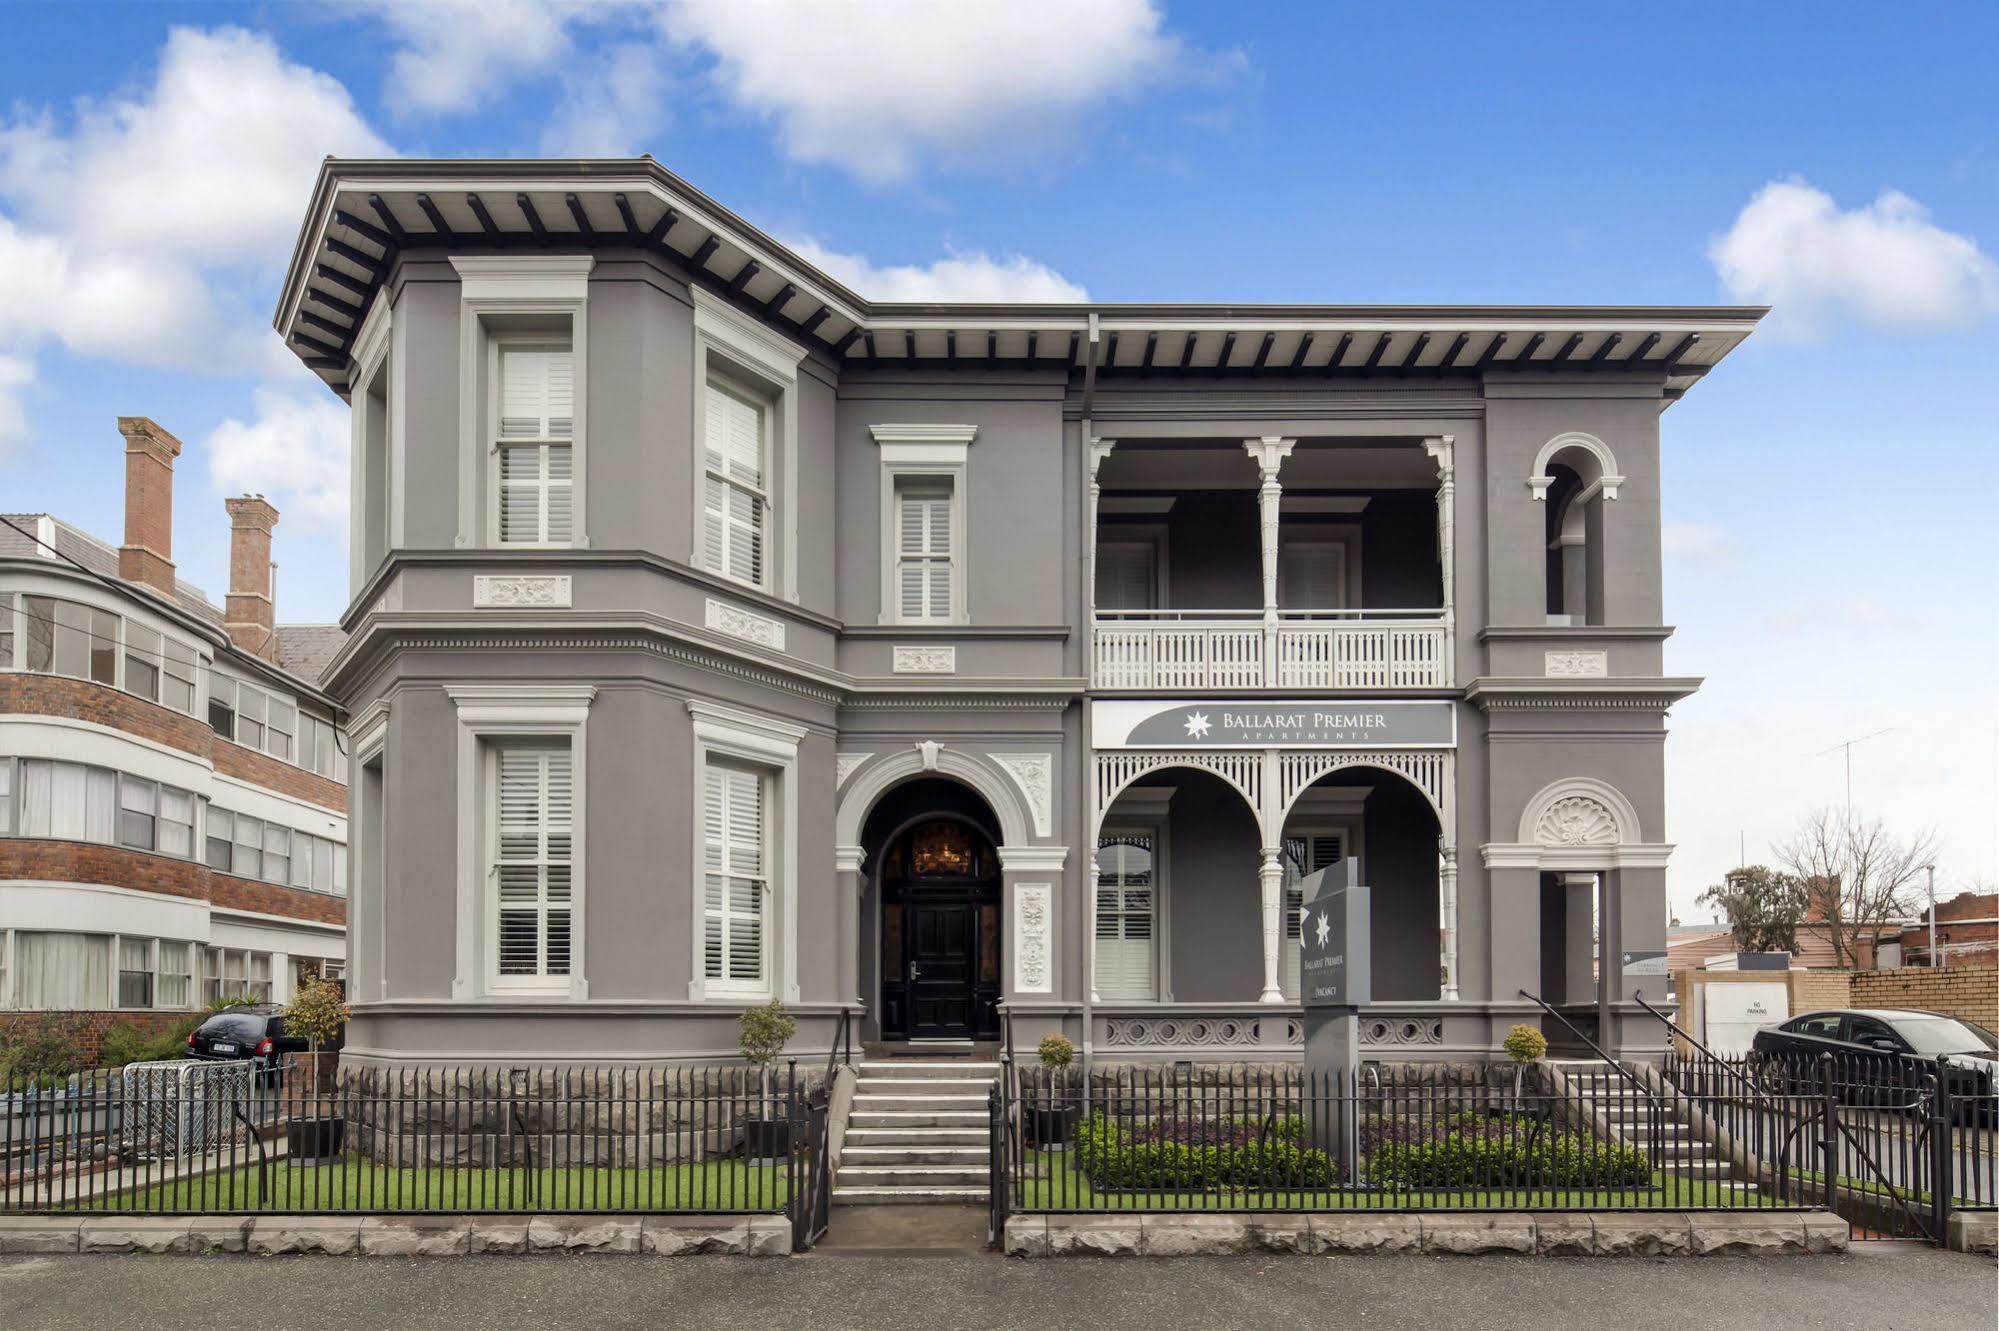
xmin=895 ymin=482 xmax=954 ymax=621
xmin=702 ymin=381 xmax=767 ymax=584
xmin=1094 ymin=542 xmax=1156 ymax=611
xmin=1278 ymin=542 xmax=1345 ymax=609
xmin=703 ymin=760 xmax=768 ymax=987
xmin=1282 ymin=831 xmax=1345 ymax=996
xmin=1094 ymin=834 xmax=1155 ymax=999
xmin=496 ymin=346 xmax=575 ymax=545
xmin=494 ymin=747 xmax=574 ymax=980
xmin=497 ymin=347 xmax=574 ymax=442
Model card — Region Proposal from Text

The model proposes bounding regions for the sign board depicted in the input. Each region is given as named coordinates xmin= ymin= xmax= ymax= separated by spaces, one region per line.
xmin=1298 ymin=860 xmax=1370 ymax=1008
xmin=1620 ymin=949 xmax=1667 ymax=977
xmin=1090 ymin=699 xmax=1456 ymax=750
xmin=1699 ymin=982 xmax=1790 ymax=1057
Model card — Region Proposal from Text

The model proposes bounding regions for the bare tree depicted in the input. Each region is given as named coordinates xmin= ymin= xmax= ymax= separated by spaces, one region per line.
xmin=1776 ymin=807 xmax=1937 ymax=969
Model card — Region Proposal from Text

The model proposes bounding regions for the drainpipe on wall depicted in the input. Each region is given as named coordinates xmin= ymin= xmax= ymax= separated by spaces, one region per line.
xmin=1079 ymin=413 xmax=1096 ymax=1112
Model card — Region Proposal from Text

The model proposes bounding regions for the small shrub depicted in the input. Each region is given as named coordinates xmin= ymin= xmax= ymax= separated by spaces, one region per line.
xmin=1037 ymin=1033 xmax=1075 ymax=1070
xmin=1074 ymin=1113 xmax=1335 ymax=1191
xmin=1366 ymin=1127 xmax=1650 ymax=1189
xmin=283 ymin=978 xmax=349 ymax=1052
xmin=737 ymin=1001 xmax=796 ymax=1067
xmin=1503 ymin=1024 xmax=1548 ymax=1064
xmin=97 ymin=1016 xmax=202 ymax=1069
xmin=1 ymin=1013 xmax=90 ymax=1088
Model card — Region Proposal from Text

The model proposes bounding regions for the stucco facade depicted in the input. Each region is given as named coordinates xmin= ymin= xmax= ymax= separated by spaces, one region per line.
xmin=277 ymin=158 xmax=1759 ymax=1066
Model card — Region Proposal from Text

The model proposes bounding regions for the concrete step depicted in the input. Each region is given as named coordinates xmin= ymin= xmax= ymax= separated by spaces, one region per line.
xmin=856 ymin=1061 xmax=1000 ymax=1076
xmin=841 ymin=1146 xmax=990 ymax=1166
xmin=836 ymin=1166 xmax=990 ymax=1188
xmin=853 ymin=1078 xmax=995 ymax=1092
xmin=849 ymin=1110 xmax=988 ymax=1128
xmin=844 ymin=1126 xmax=988 ymax=1144
xmin=832 ymin=1186 xmax=989 ymax=1205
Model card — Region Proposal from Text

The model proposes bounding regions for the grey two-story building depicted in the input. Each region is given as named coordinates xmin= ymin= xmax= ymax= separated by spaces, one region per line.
xmin=275 ymin=157 xmax=1757 ymax=1068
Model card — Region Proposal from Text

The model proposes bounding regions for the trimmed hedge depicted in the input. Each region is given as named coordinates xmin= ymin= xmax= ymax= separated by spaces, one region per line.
xmin=1366 ymin=1127 xmax=1650 ymax=1189
xmin=1074 ymin=1113 xmax=1336 ymax=1190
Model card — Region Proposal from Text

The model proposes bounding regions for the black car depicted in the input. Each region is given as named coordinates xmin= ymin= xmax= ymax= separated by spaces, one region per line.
xmin=1749 ymin=1008 xmax=1997 ymax=1111
xmin=185 ymin=1006 xmax=320 ymax=1084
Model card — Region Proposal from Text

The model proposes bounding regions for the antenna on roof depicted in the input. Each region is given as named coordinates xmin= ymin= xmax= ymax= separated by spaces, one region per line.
xmin=1815 ymin=727 xmax=1893 ymax=815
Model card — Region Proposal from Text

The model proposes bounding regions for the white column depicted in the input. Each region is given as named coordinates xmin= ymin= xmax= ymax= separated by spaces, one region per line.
xmin=835 ymin=845 xmax=866 ymax=1006
xmin=1086 ymin=846 xmax=1102 ymax=1004
xmin=1424 ymin=434 xmax=1456 ymax=687
xmin=1439 ymin=843 xmax=1460 ymax=1001
xmin=1257 ymin=846 xmax=1286 ymax=1004
xmin=1087 ymin=437 xmax=1116 ymax=684
xmin=1243 ymin=436 xmax=1295 ymax=687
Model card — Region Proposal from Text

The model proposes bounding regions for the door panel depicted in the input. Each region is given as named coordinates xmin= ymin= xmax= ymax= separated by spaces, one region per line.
xmin=908 ymin=903 xmax=976 ymax=1039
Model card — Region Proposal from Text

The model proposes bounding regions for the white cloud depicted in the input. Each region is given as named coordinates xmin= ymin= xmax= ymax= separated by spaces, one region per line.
xmin=367 ymin=0 xmax=576 ymax=116
xmin=0 ymin=353 xmax=33 ymax=455
xmin=203 ymin=385 xmax=352 ymax=537
xmin=1661 ymin=520 xmax=1733 ymax=562
xmin=787 ymin=238 xmax=1088 ymax=303
xmin=1710 ymin=178 xmax=1999 ymax=335
xmin=662 ymin=0 xmax=1184 ymax=182
xmin=538 ymin=42 xmax=670 ymax=156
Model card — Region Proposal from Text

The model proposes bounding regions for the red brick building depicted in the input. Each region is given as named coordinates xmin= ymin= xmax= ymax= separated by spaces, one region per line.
xmin=2 ymin=417 xmax=347 ymax=1046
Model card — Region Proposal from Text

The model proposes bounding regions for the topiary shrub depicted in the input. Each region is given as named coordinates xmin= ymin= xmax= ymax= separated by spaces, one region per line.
xmin=1503 ymin=1024 xmax=1548 ymax=1064
xmin=1037 ymin=1033 xmax=1075 ymax=1070
xmin=738 ymin=1001 xmax=797 ymax=1117
xmin=1365 ymin=1127 xmax=1649 ymax=1189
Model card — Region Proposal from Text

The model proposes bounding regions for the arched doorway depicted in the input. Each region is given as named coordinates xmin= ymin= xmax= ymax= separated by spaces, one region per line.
xmin=859 ymin=777 xmax=1005 ymax=1043
xmin=877 ymin=818 xmax=1002 ymax=1040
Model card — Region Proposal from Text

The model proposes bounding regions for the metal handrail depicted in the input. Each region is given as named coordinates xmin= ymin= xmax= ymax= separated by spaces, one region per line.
xmin=822 ymin=1007 xmax=852 ymax=1087
xmin=1516 ymin=989 xmax=1656 ymax=1101
xmin=1629 ymin=989 xmax=1775 ymax=1107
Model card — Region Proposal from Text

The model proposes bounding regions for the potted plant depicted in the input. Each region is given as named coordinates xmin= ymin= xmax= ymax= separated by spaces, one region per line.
xmin=281 ymin=978 xmax=349 ymax=1166
xmin=1029 ymin=1033 xmax=1079 ymax=1150
xmin=1502 ymin=1022 xmax=1548 ymax=1106
xmin=738 ymin=1000 xmax=797 ymax=1163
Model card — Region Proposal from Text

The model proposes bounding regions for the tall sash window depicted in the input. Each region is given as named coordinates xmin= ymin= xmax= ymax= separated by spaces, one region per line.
xmin=493 ymin=746 xmax=574 ymax=981
xmin=702 ymin=379 xmax=768 ymax=586
xmin=895 ymin=481 xmax=955 ymax=621
xmin=702 ymin=759 xmax=769 ymax=990
xmin=1095 ymin=833 xmax=1157 ymax=999
xmin=495 ymin=345 xmax=575 ymax=544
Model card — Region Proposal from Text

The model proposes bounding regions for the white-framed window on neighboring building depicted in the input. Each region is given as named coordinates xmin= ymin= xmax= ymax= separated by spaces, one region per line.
xmin=157 ymin=940 xmax=193 ymax=1009
xmin=1094 ymin=831 xmax=1160 ymax=1001
xmin=450 ymin=256 xmax=591 ymax=554
xmin=117 ymin=937 xmax=154 ymax=1009
xmin=15 ymin=593 xmax=198 ymax=715
xmin=687 ymin=699 xmax=802 ymax=1004
xmin=448 ymin=684 xmax=593 ymax=1001
xmin=494 ymin=341 xmax=576 ymax=545
xmin=13 ymin=933 xmax=111 ymax=1010
xmin=490 ymin=743 xmax=575 ymax=985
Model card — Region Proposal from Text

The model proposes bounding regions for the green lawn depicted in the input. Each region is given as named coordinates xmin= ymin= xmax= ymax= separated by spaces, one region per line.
xmin=1014 ymin=1150 xmax=1767 ymax=1212
xmin=91 ymin=1158 xmax=789 ymax=1214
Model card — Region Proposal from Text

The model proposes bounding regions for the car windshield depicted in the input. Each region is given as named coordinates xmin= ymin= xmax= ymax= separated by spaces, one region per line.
xmin=1890 ymin=1016 xmax=1998 ymax=1056
xmin=199 ymin=1013 xmax=267 ymax=1040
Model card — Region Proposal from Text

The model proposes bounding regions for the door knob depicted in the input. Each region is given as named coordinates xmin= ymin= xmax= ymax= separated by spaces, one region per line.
xmin=909 ymin=962 xmax=922 ymax=981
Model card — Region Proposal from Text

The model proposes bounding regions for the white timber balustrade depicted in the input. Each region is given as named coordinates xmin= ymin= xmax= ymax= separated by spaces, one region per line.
xmin=1092 ymin=610 xmax=1448 ymax=690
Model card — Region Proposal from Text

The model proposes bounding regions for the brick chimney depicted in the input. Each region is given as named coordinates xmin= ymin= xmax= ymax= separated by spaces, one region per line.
xmin=117 ymin=417 xmax=183 ymax=599
xmin=224 ymin=495 xmax=280 ymax=662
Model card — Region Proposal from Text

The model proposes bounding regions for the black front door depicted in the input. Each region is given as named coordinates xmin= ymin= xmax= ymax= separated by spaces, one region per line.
xmin=907 ymin=902 xmax=976 ymax=1038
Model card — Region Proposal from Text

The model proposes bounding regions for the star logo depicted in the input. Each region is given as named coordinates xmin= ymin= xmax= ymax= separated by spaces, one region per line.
xmin=1182 ymin=710 xmax=1212 ymax=739
xmin=1314 ymin=912 xmax=1332 ymax=949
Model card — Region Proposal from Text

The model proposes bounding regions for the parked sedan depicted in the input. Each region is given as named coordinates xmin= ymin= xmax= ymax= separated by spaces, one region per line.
xmin=1750 ymin=1008 xmax=1997 ymax=1113
xmin=185 ymin=1006 xmax=316 ymax=1085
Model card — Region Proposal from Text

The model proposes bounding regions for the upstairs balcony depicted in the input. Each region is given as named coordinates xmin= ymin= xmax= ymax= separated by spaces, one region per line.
xmin=1088 ymin=434 xmax=1457 ymax=693
xmin=1093 ymin=607 xmax=1448 ymax=691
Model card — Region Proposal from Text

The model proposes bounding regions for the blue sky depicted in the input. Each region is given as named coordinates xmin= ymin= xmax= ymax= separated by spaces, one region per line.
xmin=1 ymin=2 xmax=1994 ymax=918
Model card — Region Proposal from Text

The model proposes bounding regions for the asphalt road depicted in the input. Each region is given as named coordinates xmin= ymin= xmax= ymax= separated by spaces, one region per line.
xmin=2 ymin=1246 xmax=1993 ymax=1331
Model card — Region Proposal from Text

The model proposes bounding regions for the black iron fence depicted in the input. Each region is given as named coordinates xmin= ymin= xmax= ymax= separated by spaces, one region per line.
xmin=2 ymin=1056 xmax=834 ymax=1238
xmin=1659 ymin=1046 xmax=1996 ymax=1241
xmin=991 ymin=1053 xmax=1996 ymax=1236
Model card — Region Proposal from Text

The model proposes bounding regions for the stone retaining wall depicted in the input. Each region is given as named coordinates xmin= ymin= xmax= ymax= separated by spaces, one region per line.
xmin=1006 ymin=1210 xmax=1850 ymax=1257
xmin=0 ymin=1213 xmax=791 ymax=1257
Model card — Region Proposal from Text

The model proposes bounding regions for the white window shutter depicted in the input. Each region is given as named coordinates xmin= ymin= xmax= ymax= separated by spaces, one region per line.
xmin=1279 ymin=543 xmax=1345 ymax=609
xmin=1093 ymin=836 xmax=1155 ymax=999
xmin=499 ymin=347 xmax=574 ymax=442
xmin=703 ymin=382 xmax=768 ymax=584
xmin=703 ymin=760 xmax=768 ymax=986
xmin=895 ymin=483 xmax=954 ymax=621
xmin=495 ymin=747 xmax=573 ymax=979
xmin=1095 ymin=543 xmax=1157 ymax=611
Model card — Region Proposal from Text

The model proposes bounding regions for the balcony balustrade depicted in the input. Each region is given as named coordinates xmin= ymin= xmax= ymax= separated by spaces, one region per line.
xmin=1092 ymin=608 xmax=1449 ymax=691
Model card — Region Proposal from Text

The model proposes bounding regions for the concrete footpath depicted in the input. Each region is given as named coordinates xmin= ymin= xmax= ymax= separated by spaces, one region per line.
xmin=2 ymin=1244 xmax=1993 ymax=1331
